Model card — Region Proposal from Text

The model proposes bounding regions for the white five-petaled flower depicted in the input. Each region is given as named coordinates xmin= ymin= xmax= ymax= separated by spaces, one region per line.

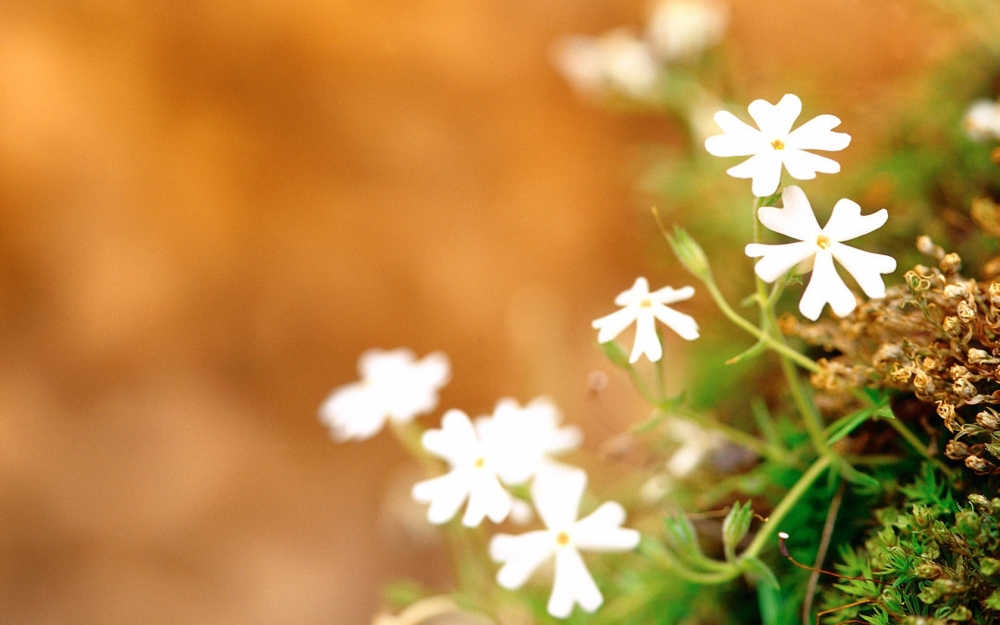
xmin=745 ymin=185 xmax=897 ymax=321
xmin=412 ymin=399 xmax=582 ymax=527
xmin=705 ymin=94 xmax=851 ymax=197
xmin=489 ymin=468 xmax=641 ymax=619
xmin=592 ymin=277 xmax=699 ymax=363
xmin=319 ymin=348 xmax=450 ymax=441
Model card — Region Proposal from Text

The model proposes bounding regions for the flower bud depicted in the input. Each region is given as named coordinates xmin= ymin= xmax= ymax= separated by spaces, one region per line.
xmin=667 ymin=225 xmax=710 ymax=280
xmin=721 ymin=501 xmax=753 ymax=559
xmin=968 ymin=493 xmax=991 ymax=507
xmin=915 ymin=561 xmax=943 ymax=578
xmin=940 ymin=252 xmax=962 ymax=274
xmin=957 ymin=300 xmax=977 ymax=323
xmin=981 ymin=557 xmax=1000 ymax=577
xmin=932 ymin=578 xmax=968 ymax=596
xmin=955 ymin=510 xmax=981 ymax=537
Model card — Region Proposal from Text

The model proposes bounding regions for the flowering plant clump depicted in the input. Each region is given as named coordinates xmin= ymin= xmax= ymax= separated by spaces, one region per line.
xmin=321 ymin=5 xmax=1000 ymax=624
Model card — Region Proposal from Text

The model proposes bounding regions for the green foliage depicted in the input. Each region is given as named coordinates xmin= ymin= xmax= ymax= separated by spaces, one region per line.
xmin=819 ymin=465 xmax=1000 ymax=624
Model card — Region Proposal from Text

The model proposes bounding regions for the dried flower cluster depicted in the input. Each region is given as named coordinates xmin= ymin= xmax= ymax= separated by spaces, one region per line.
xmin=785 ymin=237 xmax=1000 ymax=475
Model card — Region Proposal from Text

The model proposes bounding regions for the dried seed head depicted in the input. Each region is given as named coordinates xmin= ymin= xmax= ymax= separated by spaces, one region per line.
xmin=891 ymin=365 xmax=913 ymax=383
xmin=905 ymin=270 xmax=931 ymax=293
xmin=945 ymin=440 xmax=971 ymax=460
xmin=943 ymin=283 xmax=968 ymax=299
xmin=950 ymin=364 xmax=970 ymax=379
xmin=990 ymin=282 xmax=1000 ymax=306
xmin=957 ymin=300 xmax=977 ymax=322
xmin=940 ymin=252 xmax=962 ymax=274
xmin=913 ymin=369 xmax=931 ymax=392
xmin=916 ymin=235 xmax=944 ymax=258
xmin=937 ymin=401 xmax=956 ymax=421
xmin=977 ymin=410 xmax=1000 ymax=430
xmin=965 ymin=454 xmax=995 ymax=474
xmin=953 ymin=378 xmax=978 ymax=399
xmin=943 ymin=316 xmax=962 ymax=336
xmin=968 ymin=348 xmax=990 ymax=364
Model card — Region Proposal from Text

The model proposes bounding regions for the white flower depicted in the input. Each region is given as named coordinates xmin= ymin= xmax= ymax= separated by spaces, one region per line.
xmin=705 ymin=94 xmax=851 ymax=197
xmin=647 ymin=0 xmax=728 ymax=61
xmin=662 ymin=417 xmax=725 ymax=478
xmin=412 ymin=409 xmax=515 ymax=527
xmin=479 ymin=397 xmax=583 ymax=484
xmin=412 ymin=399 xmax=581 ymax=527
xmin=592 ymin=277 xmax=699 ymax=363
xmin=319 ymin=348 xmax=450 ymax=441
xmin=489 ymin=468 xmax=640 ymax=619
xmin=963 ymin=99 xmax=1000 ymax=140
xmin=553 ymin=29 xmax=659 ymax=99
xmin=745 ymin=185 xmax=897 ymax=321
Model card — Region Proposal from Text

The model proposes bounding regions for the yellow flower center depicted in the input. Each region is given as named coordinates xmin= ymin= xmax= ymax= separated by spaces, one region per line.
xmin=770 ymin=138 xmax=785 ymax=150
xmin=816 ymin=234 xmax=831 ymax=249
xmin=639 ymin=298 xmax=653 ymax=308
xmin=555 ymin=531 xmax=571 ymax=546
xmin=474 ymin=457 xmax=485 ymax=469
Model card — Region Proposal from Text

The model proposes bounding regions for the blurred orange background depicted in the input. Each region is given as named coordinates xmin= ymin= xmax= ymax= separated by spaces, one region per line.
xmin=0 ymin=1 xmax=957 ymax=624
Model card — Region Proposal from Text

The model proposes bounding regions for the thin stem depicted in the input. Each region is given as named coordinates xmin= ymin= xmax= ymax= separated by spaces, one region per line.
xmin=674 ymin=407 xmax=792 ymax=465
xmin=885 ymin=416 xmax=956 ymax=478
xmin=702 ymin=276 xmax=819 ymax=373
xmin=803 ymin=481 xmax=845 ymax=625
xmin=742 ymin=454 xmax=833 ymax=560
xmin=774 ymin=342 xmax=831 ymax=456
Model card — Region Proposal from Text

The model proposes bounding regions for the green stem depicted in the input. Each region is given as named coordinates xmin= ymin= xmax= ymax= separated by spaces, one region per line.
xmin=885 ymin=416 xmax=955 ymax=478
xmin=702 ymin=276 xmax=819 ymax=373
xmin=674 ymin=407 xmax=793 ymax=465
xmin=742 ymin=454 xmax=833 ymax=560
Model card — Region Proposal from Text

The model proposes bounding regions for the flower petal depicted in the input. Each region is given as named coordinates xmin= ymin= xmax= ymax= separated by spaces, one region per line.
xmin=532 ymin=466 xmax=587 ymax=531
xmin=830 ymin=243 xmax=897 ymax=299
xmin=463 ymin=471 xmax=512 ymax=526
xmin=748 ymin=94 xmax=801 ymax=138
xmin=650 ymin=284 xmax=695 ymax=305
xmin=490 ymin=531 xmax=554 ymax=589
xmin=729 ymin=152 xmax=783 ymax=198
xmin=572 ymin=502 xmax=641 ymax=551
xmin=412 ymin=470 xmax=473 ymax=524
xmin=786 ymin=114 xmax=851 ymax=151
xmin=630 ymin=309 xmax=662 ymax=362
xmin=745 ymin=241 xmax=817 ymax=283
xmin=591 ymin=305 xmax=638 ymax=343
xmin=422 ymin=410 xmax=480 ymax=466
xmin=798 ymin=249 xmax=857 ymax=320
xmin=549 ymin=548 xmax=603 ymax=618
xmin=651 ymin=303 xmax=699 ymax=340
xmin=318 ymin=383 xmax=387 ymax=441
xmin=757 ymin=185 xmax=822 ymax=240
xmin=358 ymin=348 xmax=415 ymax=380
xmin=705 ymin=111 xmax=765 ymax=156
xmin=615 ymin=277 xmax=650 ymax=306
xmin=821 ymin=199 xmax=888 ymax=242
xmin=780 ymin=149 xmax=841 ymax=181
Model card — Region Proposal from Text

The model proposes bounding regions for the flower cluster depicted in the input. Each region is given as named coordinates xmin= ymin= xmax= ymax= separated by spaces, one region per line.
xmin=552 ymin=0 xmax=727 ymax=101
xmin=321 ymin=351 xmax=639 ymax=618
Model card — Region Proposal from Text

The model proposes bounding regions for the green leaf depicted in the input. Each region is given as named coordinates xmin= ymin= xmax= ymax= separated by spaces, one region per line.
xmin=825 ymin=406 xmax=877 ymax=445
xmin=740 ymin=555 xmax=780 ymax=590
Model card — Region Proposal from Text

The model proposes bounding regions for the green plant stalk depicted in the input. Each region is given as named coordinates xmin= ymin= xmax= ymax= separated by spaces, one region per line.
xmin=673 ymin=407 xmax=792 ymax=465
xmin=741 ymin=453 xmax=833 ymax=561
xmin=702 ymin=276 xmax=820 ymax=373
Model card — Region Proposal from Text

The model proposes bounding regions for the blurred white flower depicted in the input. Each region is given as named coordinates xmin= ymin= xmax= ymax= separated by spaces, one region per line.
xmin=489 ymin=469 xmax=640 ymax=619
xmin=553 ymin=29 xmax=659 ymax=99
xmin=647 ymin=0 xmax=728 ymax=61
xmin=705 ymin=94 xmax=851 ymax=197
xmin=662 ymin=417 xmax=725 ymax=478
xmin=592 ymin=277 xmax=699 ymax=363
xmin=480 ymin=397 xmax=582 ymax=483
xmin=319 ymin=348 xmax=450 ymax=441
xmin=412 ymin=398 xmax=582 ymax=527
xmin=745 ymin=185 xmax=897 ymax=321
xmin=412 ymin=409 xmax=514 ymax=527
xmin=963 ymin=99 xmax=1000 ymax=140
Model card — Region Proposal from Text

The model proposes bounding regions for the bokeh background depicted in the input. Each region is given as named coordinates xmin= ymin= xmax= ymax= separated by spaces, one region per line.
xmin=0 ymin=1 xmax=961 ymax=623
